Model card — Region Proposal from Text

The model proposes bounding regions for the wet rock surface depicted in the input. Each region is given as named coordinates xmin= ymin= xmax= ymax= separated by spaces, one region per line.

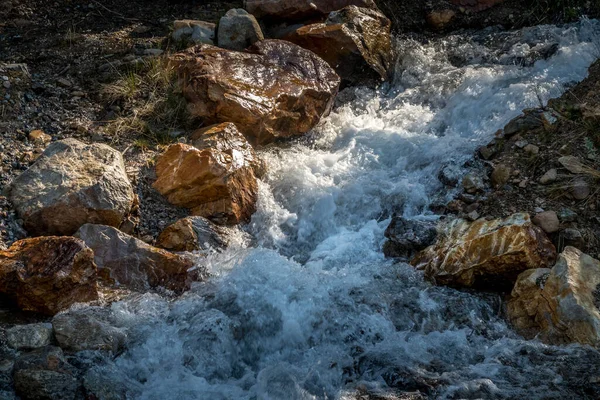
xmin=0 ymin=237 xmax=98 ymax=315
xmin=383 ymin=217 xmax=438 ymax=259
xmin=172 ymin=39 xmax=340 ymax=145
xmin=6 ymin=323 xmax=53 ymax=350
xmin=157 ymin=216 xmax=249 ymax=252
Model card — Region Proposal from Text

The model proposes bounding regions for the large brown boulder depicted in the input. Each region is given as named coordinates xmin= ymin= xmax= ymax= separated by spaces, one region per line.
xmin=411 ymin=213 xmax=556 ymax=289
xmin=245 ymin=0 xmax=376 ymax=21
xmin=284 ymin=6 xmax=392 ymax=84
xmin=172 ymin=40 xmax=340 ymax=145
xmin=508 ymin=247 xmax=600 ymax=346
xmin=153 ymin=124 xmax=260 ymax=224
xmin=75 ymin=224 xmax=197 ymax=293
xmin=8 ymin=139 xmax=135 ymax=236
xmin=0 ymin=237 xmax=98 ymax=315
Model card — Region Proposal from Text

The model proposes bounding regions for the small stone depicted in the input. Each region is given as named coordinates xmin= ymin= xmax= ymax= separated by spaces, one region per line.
xmin=426 ymin=9 xmax=456 ymax=30
xmin=534 ymin=207 xmax=545 ymax=213
xmin=479 ymin=145 xmax=496 ymax=160
xmin=172 ymin=20 xmax=216 ymax=45
xmin=562 ymin=228 xmax=584 ymax=250
xmin=438 ymin=164 xmax=461 ymax=187
xmin=571 ymin=179 xmax=590 ymax=200
xmin=462 ymin=173 xmax=485 ymax=194
xmin=6 ymin=323 xmax=53 ymax=350
xmin=519 ymin=180 xmax=527 ymax=188
xmin=2 ymin=81 xmax=10 ymax=89
xmin=28 ymin=129 xmax=52 ymax=145
xmin=532 ymin=210 xmax=560 ymax=234
xmin=523 ymin=144 xmax=539 ymax=155
xmin=515 ymin=140 xmax=528 ymax=148
xmin=557 ymin=208 xmax=578 ymax=223
xmin=491 ymin=164 xmax=511 ymax=188
xmin=144 ymin=48 xmax=164 ymax=56
xmin=559 ymin=156 xmax=586 ymax=174
xmin=539 ymin=169 xmax=557 ymax=184
xmin=56 ymin=78 xmax=72 ymax=88
xmin=466 ymin=210 xmax=480 ymax=221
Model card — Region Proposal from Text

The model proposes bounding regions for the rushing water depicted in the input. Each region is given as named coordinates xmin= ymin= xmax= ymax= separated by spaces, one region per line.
xmin=90 ymin=21 xmax=600 ymax=399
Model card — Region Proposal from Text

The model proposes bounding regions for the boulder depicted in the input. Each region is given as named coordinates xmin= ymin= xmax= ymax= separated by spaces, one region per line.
xmin=172 ymin=20 xmax=216 ymax=45
xmin=383 ymin=217 xmax=437 ymax=258
xmin=8 ymin=139 xmax=135 ymax=236
xmin=153 ymin=142 xmax=258 ymax=225
xmin=172 ymin=39 xmax=340 ymax=145
xmin=75 ymin=224 xmax=196 ymax=293
xmin=411 ymin=213 xmax=556 ymax=289
xmin=52 ymin=307 xmax=126 ymax=353
xmin=6 ymin=323 xmax=53 ymax=350
xmin=283 ymin=6 xmax=392 ymax=84
xmin=157 ymin=216 xmax=249 ymax=252
xmin=0 ymin=237 xmax=98 ymax=315
xmin=507 ymin=247 xmax=600 ymax=346
xmin=245 ymin=0 xmax=376 ymax=21
xmin=217 ymin=9 xmax=264 ymax=51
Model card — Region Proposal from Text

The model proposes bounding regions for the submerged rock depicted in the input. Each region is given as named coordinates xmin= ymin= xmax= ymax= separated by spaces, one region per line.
xmin=508 ymin=247 xmax=600 ymax=346
xmin=0 ymin=237 xmax=98 ymax=315
xmin=245 ymin=0 xmax=376 ymax=21
xmin=8 ymin=139 xmax=135 ymax=236
xmin=284 ymin=5 xmax=392 ymax=84
xmin=75 ymin=224 xmax=196 ymax=293
xmin=218 ymin=9 xmax=264 ymax=51
xmin=172 ymin=40 xmax=340 ymax=145
xmin=6 ymin=323 xmax=53 ymax=350
xmin=383 ymin=217 xmax=437 ymax=258
xmin=157 ymin=216 xmax=249 ymax=252
xmin=411 ymin=213 xmax=556 ymax=289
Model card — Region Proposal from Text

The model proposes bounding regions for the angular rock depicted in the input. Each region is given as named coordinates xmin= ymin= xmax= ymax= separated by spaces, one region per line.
xmin=462 ymin=173 xmax=485 ymax=194
xmin=75 ymin=224 xmax=196 ymax=293
xmin=6 ymin=323 xmax=53 ymax=350
xmin=562 ymin=228 xmax=585 ymax=250
xmin=8 ymin=139 xmax=135 ymax=236
xmin=539 ymin=168 xmax=557 ymax=184
xmin=0 ymin=237 xmax=98 ymax=315
xmin=28 ymin=129 xmax=51 ymax=145
xmin=153 ymin=142 xmax=258 ymax=225
xmin=172 ymin=40 xmax=340 ymax=145
xmin=157 ymin=216 xmax=248 ymax=252
xmin=245 ymin=0 xmax=376 ymax=21
xmin=284 ymin=6 xmax=392 ymax=84
xmin=172 ymin=20 xmax=216 ymax=45
xmin=218 ymin=9 xmax=264 ymax=51
xmin=508 ymin=247 xmax=600 ymax=346
xmin=559 ymin=155 xmax=586 ymax=174
xmin=411 ymin=213 xmax=556 ymax=289
xmin=503 ymin=112 xmax=545 ymax=136
xmin=383 ymin=217 xmax=437 ymax=258
xmin=52 ymin=307 xmax=126 ymax=353
xmin=532 ymin=210 xmax=560 ymax=234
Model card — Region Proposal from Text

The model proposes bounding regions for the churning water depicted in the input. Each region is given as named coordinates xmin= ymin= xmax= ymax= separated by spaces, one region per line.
xmin=92 ymin=20 xmax=600 ymax=399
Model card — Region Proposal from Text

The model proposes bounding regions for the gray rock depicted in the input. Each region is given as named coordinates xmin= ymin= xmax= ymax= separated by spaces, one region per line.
xmin=6 ymin=323 xmax=53 ymax=350
xmin=383 ymin=217 xmax=437 ymax=258
xmin=462 ymin=173 xmax=485 ymax=193
xmin=52 ymin=307 xmax=127 ymax=353
xmin=571 ymin=178 xmax=590 ymax=200
xmin=438 ymin=164 xmax=462 ymax=187
xmin=558 ymin=208 xmax=578 ymax=223
xmin=8 ymin=139 xmax=135 ymax=236
xmin=172 ymin=20 xmax=216 ymax=45
xmin=504 ymin=111 xmax=545 ymax=136
xmin=491 ymin=164 xmax=511 ymax=188
xmin=532 ymin=211 xmax=560 ymax=234
xmin=559 ymin=156 xmax=586 ymax=174
xmin=14 ymin=370 xmax=79 ymax=400
xmin=562 ymin=228 xmax=584 ymax=250
xmin=218 ymin=9 xmax=264 ymax=51
xmin=539 ymin=168 xmax=557 ymax=184
xmin=83 ymin=367 xmax=129 ymax=400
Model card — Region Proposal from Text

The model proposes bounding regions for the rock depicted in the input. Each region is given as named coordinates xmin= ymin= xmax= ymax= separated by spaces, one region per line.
xmin=75 ymin=224 xmax=196 ymax=293
xmin=462 ymin=173 xmax=485 ymax=193
xmin=507 ymin=247 xmax=600 ymax=346
xmin=532 ymin=210 xmax=560 ymax=234
xmin=0 ymin=237 xmax=98 ymax=315
xmin=144 ymin=48 xmax=164 ymax=56
xmin=157 ymin=216 xmax=248 ymax=252
xmin=562 ymin=228 xmax=585 ymax=250
xmin=56 ymin=78 xmax=72 ymax=88
xmin=558 ymin=207 xmax=578 ymax=223
xmin=218 ymin=9 xmax=264 ymax=51
xmin=515 ymin=140 xmax=528 ymax=148
xmin=383 ymin=217 xmax=437 ymax=258
xmin=571 ymin=178 xmax=590 ymax=200
xmin=426 ymin=9 xmax=456 ymax=31
xmin=559 ymin=155 xmax=586 ymax=174
xmin=284 ymin=6 xmax=392 ymax=84
xmin=153 ymin=142 xmax=258 ymax=225
xmin=478 ymin=145 xmax=496 ymax=160
xmin=83 ymin=368 xmax=129 ymax=400
xmin=6 ymin=323 xmax=53 ymax=350
xmin=465 ymin=210 xmax=480 ymax=221
xmin=8 ymin=139 xmax=135 ymax=236
xmin=172 ymin=20 xmax=216 ymax=45
xmin=491 ymin=164 xmax=511 ymax=188
xmin=503 ymin=112 xmax=544 ymax=136
xmin=172 ymin=39 xmax=340 ymax=145
xmin=438 ymin=164 xmax=461 ymax=187
xmin=411 ymin=213 xmax=557 ymax=289
xmin=449 ymin=0 xmax=506 ymax=12
xmin=28 ymin=129 xmax=51 ymax=145
xmin=539 ymin=168 xmax=557 ymax=184
xmin=13 ymin=346 xmax=79 ymax=400
xmin=523 ymin=144 xmax=539 ymax=155
xmin=52 ymin=307 xmax=126 ymax=353
xmin=245 ymin=0 xmax=376 ymax=21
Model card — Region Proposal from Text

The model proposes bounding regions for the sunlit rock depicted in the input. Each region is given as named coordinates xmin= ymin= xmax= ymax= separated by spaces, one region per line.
xmin=0 ymin=237 xmax=98 ymax=315
xmin=172 ymin=20 xmax=215 ymax=45
xmin=411 ymin=213 xmax=556 ymax=289
xmin=245 ymin=0 xmax=376 ymax=21
xmin=172 ymin=40 xmax=340 ymax=145
xmin=217 ymin=9 xmax=264 ymax=51
xmin=283 ymin=6 xmax=392 ymax=84
xmin=75 ymin=224 xmax=197 ymax=293
xmin=508 ymin=247 xmax=600 ymax=346
xmin=8 ymin=139 xmax=135 ymax=236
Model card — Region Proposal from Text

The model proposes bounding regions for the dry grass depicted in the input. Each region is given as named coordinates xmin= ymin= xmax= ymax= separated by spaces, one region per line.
xmin=101 ymin=57 xmax=190 ymax=148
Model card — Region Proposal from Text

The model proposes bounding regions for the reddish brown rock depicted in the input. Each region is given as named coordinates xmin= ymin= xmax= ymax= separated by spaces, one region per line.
xmin=153 ymin=125 xmax=260 ymax=224
xmin=245 ymin=0 xmax=376 ymax=21
xmin=449 ymin=0 xmax=505 ymax=12
xmin=76 ymin=224 xmax=197 ymax=294
xmin=0 ymin=237 xmax=98 ymax=315
xmin=284 ymin=6 xmax=392 ymax=84
xmin=411 ymin=213 xmax=556 ymax=289
xmin=172 ymin=40 xmax=340 ymax=145
xmin=157 ymin=216 xmax=248 ymax=252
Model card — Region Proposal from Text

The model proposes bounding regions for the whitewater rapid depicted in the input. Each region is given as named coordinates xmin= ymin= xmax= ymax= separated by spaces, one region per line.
xmin=91 ymin=20 xmax=600 ymax=399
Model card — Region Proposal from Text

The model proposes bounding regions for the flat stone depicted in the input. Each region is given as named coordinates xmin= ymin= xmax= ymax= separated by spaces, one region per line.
xmin=559 ymin=155 xmax=586 ymax=174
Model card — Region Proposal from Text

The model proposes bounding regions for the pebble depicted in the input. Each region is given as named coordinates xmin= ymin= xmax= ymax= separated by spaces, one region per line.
xmin=144 ymin=49 xmax=164 ymax=56
xmin=491 ymin=164 xmax=511 ymax=188
xmin=558 ymin=155 xmax=585 ymax=174
xmin=524 ymin=144 xmax=539 ymax=155
xmin=571 ymin=179 xmax=590 ymax=200
xmin=532 ymin=210 xmax=560 ymax=234
xmin=515 ymin=140 xmax=528 ymax=148
xmin=3 ymin=81 xmax=10 ymax=89
xmin=539 ymin=169 xmax=557 ymax=184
